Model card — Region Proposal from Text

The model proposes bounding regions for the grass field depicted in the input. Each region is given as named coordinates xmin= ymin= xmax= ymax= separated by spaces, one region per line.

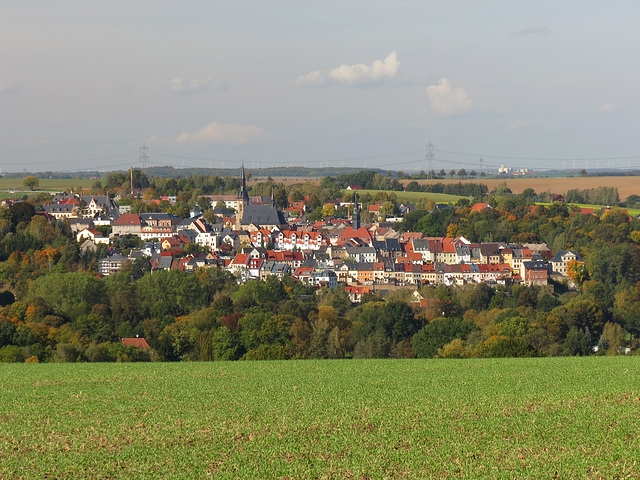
xmin=352 ymin=189 xmax=468 ymax=204
xmin=2 ymin=358 xmax=639 ymax=479
xmin=537 ymin=202 xmax=640 ymax=218
xmin=0 ymin=178 xmax=94 ymax=191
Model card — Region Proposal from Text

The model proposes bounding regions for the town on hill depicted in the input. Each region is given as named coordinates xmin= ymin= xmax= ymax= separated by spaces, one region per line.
xmin=0 ymin=166 xmax=638 ymax=362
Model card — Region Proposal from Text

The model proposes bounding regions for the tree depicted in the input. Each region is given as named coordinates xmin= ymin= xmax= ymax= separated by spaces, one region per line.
xmin=26 ymin=272 xmax=103 ymax=321
xmin=411 ymin=317 xmax=476 ymax=358
xmin=379 ymin=201 xmax=396 ymax=218
xmin=563 ymin=327 xmax=592 ymax=356
xmin=475 ymin=336 xmax=538 ymax=358
xmin=597 ymin=322 xmax=627 ymax=355
xmin=23 ymin=176 xmax=39 ymax=191
xmin=457 ymin=168 xmax=467 ymax=179
xmin=137 ymin=270 xmax=206 ymax=320
xmin=567 ymin=259 xmax=588 ymax=285
xmin=386 ymin=301 xmax=420 ymax=342
xmin=322 ymin=204 xmax=336 ymax=218
xmin=493 ymin=182 xmax=512 ymax=196
xmin=105 ymin=172 xmax=127 ymax=190
xmin=449 ymin=169 xmax=456 ymax=179
xmin=273 ymin=187 xmax=289 ymax=210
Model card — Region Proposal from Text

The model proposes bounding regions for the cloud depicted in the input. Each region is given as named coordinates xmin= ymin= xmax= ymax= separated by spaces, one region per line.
xmin=170 ymin=76 xmax=227 ymax=93
xmin=174 ymin=122 xmax=267 ymax=144
xmin=426 ymin=78 xmax=473 ymax=115
xmin=512 ymin=27 xmax=551 ymax=38
xmin=296 ymin=51 xmax=399 ymax=87
xmin=601 ymin=102 xmax=618 ymax=113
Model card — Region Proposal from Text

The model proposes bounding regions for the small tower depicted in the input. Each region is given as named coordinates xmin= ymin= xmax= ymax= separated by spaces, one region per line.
xmin=352 ymin=192 xmax=360 ymax=230
xmin=235 ymin=159 xmax=250 ymax=230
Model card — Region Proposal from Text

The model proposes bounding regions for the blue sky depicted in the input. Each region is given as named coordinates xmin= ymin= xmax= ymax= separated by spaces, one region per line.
xmin=1 ymin=1 xmax=640 ymax=173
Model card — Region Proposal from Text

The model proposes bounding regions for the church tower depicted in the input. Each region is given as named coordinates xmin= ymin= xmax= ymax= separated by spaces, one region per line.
xmin=352 ymin=192 xmax=360 ymax=230
xmin=235 ymin=159 xmax=250 ymax=230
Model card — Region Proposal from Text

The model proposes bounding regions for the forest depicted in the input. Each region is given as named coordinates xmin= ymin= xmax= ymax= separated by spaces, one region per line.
xmin=1 ymin=174 xmax=640 ymax=363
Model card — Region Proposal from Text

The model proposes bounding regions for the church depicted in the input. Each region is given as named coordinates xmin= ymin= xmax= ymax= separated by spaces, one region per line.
xmin=234 ymin=161 xmax=288 ymax=231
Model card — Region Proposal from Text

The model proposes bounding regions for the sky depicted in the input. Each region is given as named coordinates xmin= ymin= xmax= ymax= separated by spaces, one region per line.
xmin=2 ymin=1 xmax=640 ymax=174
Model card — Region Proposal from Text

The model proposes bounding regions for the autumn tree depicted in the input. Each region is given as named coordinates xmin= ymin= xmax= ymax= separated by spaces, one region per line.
xmin=23 ymin=176 xmax=39 ymax=191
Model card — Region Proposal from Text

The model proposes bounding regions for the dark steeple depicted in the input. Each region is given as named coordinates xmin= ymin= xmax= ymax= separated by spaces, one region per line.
xmin=352 ymin=192 xmax=360 ymax=230
xmin=235 ymin=158 xmax=250 ymax=230
xmin=237 ymin=158 xmax=250 ymax=201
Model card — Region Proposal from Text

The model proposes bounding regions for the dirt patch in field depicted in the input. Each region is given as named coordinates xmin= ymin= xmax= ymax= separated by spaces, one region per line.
xmin=249 ymin=177 xmax=322 ymax=187
xmin=404 ymin=176 xmax=640 ymax=200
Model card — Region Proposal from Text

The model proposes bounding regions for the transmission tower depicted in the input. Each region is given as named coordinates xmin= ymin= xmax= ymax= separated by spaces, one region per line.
xmin=139 ymin=142 xmax=149 ymax=170
xmin=426 ymin=141 xmax=434 ymax=179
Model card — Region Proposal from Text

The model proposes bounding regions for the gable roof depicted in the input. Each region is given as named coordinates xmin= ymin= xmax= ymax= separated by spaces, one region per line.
xmin=241 ymin=203 xmax=288 ymax=227
xmin=113 ymin=213 xmax=142 ymax=226
xmin=120 ymin=337 xmax=151 ymax=349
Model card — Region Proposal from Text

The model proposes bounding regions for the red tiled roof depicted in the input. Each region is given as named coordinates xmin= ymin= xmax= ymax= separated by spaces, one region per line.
xmin=120 ymin=337 xmax=151 ymax=349
xmin=471 ymin=203 xmax=491 ymax=212
xmin=113 ymin=213 xmax=142 ymax=226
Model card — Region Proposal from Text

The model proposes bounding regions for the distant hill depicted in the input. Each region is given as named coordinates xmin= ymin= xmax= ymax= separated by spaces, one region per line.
xmin=3 ymin=166 xmax=386 ymax=180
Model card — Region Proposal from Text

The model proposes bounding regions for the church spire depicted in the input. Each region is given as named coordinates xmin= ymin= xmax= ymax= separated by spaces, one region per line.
xmin=352 ymin=192 xmax=360 ymax=230
xmin=235 ymin=158 xmax=250 ymax=231
xmin=237 ymin=158 xmax=249 ymax=201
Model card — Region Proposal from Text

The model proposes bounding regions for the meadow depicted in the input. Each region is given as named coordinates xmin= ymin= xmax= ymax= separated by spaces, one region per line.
xmin=0 ymin=178 xmax=94 ymax=199
xmin=2 ymin=358 xmax=639 ymax=479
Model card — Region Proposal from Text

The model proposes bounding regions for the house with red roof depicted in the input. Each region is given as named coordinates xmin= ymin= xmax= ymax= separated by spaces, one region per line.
xmin=344 ymin=285 xmax=370 ymax=303
xmin=470 ymin=202 xmax=492 ymax=212
xmin=336 ymin=226 xmax=372 ymax=246
xmin=120 ymin=337 xmax=151 ymax=349
xmin=112 ymin=213 xmax=143 ymax=237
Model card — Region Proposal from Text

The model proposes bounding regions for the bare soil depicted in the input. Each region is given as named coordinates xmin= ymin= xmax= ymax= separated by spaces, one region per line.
xmin=404 ymin=176 xmax=640 ymax=200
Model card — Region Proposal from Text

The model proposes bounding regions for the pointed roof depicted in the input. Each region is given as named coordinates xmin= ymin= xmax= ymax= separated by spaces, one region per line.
xmin=237 ymin=159 xmax=250 ymax=201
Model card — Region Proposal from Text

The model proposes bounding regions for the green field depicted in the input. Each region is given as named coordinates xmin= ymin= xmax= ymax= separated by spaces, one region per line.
xmin=2 ymin=358 xmax=639 ymax=479
xmin=350 ymin=189 xmax=468 ymax=204
xmin=0 ymin=177 xmax=94 ymax=193
xmin=536 ymin=202 xmax=640 ymax=218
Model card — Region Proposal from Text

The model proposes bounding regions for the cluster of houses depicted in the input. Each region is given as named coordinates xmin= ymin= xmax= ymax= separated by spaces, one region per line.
xmin=37 ymin=165 xmax=583 ymax=302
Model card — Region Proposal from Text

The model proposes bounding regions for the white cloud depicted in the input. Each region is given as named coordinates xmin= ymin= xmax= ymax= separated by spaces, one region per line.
xmin=296 ymin=51 xmax=399 ymax=87
xmin=426 ymin=78 xmax=473 ymax=115
xmin=174 ymin=122 xmax=267 ymax=144
xmin=601 ymin=102 xmax=617 ymax=113
xmin=170 ymin=76 xmax=227 ymax=93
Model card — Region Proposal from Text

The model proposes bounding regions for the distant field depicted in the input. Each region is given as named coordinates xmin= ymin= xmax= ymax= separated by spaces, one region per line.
xmin=2 ymin=358 xmax=640 ymax=479
xmin=405 ymin=176 xmax=640 ymax=200
xmin=0 ymin=178 xmax=93 ymax=192
xmin=537 ymin=202 xmax=640 ymax=218
xmin=352 ymin=189 xmax=467 ymax=203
